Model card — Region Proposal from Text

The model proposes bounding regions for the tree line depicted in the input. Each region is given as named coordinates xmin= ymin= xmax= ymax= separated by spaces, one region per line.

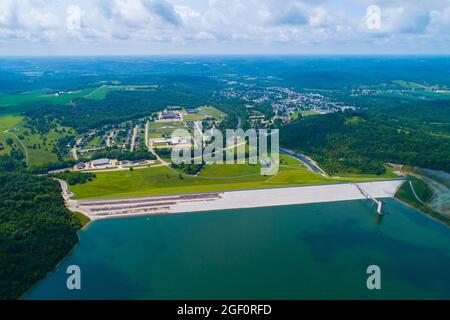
xmin=280 ymin=111 xmax=450 ymax=175
xmin=0 ymin=159 xmax=82 ymax=300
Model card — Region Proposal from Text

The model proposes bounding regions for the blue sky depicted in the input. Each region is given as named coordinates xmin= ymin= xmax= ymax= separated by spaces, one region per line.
xmin=1 ymin=0 xmax=450 ymax=55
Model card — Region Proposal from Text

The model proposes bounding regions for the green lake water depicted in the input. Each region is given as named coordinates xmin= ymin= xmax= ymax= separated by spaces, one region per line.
xmin=25 ymin=199 xmax=450 ymax=299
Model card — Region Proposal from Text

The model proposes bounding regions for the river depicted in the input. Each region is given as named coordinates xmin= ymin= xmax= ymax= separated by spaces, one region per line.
xmin=280 ymin=148 xmax=325 ymax=175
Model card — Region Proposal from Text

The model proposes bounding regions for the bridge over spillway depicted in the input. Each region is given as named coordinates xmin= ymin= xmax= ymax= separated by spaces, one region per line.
xmin=354 ymin=183 xmax=384 ymax=214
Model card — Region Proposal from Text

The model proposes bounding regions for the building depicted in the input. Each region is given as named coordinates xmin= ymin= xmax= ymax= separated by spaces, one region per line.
xmin=131 ymin=159 xmax=147 ymax=166
xmin=157 ymin=110 xmax=182 ymax=122
xmin=160 ymin=111 xmax=180 ymax=120
xmin=152 ymin=138 xmax=167 ymax=144
xmin=75 ymin=162 xmax=86 ymax=170
xmin=120 ymin=160 xmax=131 ymax=167
xmin=91 ymin=158 xmax=111 ymax=167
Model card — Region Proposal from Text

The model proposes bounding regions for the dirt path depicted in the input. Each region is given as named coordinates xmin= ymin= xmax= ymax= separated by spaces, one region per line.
xmin=4 ymin=129 xmax=29 ymax=166
xmin=85 ymin=85 xmax=107 ymax=98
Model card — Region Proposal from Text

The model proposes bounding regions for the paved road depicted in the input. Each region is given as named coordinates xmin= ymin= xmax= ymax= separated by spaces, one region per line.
xmin=130 ymin=125 xmax=139 ymax=152
xmin=54 ymin=178 xmax=73 ymax=201
xmin=145 ymin=121 xmax=150 ymax=149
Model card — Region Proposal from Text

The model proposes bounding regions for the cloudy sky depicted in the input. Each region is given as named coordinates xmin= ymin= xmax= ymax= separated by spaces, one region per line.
xmin=1 ymin=0 xmax=450 ymax=55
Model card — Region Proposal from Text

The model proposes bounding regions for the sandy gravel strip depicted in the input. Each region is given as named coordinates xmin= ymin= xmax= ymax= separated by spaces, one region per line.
xmin=72 ymin=180 xmax=404 ymax=220
xmin=171 ymin=180 xmax=404 ymax=214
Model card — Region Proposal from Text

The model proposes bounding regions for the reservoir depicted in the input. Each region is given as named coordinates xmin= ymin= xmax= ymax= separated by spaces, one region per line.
xmin=26 ymin=199 xmax=450 ymax=299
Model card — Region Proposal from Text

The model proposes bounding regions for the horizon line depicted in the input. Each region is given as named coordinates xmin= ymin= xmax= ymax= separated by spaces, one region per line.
xmin=1 ymin=53 xmax=450 ymax=58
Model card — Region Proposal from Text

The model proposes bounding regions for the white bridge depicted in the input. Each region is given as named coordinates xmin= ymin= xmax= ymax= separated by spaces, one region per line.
xmin=354 ymin=183 xmax=383 ymax=214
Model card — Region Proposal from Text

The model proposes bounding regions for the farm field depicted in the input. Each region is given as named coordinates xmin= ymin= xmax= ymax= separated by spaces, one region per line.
xmin=0 ymin=88 xmax=99 ymax=114
xmin=0 ymin=84 xmax=153 ymax=115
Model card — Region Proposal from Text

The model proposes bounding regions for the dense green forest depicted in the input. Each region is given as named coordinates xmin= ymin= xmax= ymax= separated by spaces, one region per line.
xmin=280 ymin=111 xmax=450 ymax=175
xmin=90 ymin=147 xmax=157 ymax=162
xmin=0 ymin=162 xmax=81 ymax=299
xmin=341 ymin=95 xmax=450 ymax=135
xmin=50 ymin=171 xmax=96 ymax=185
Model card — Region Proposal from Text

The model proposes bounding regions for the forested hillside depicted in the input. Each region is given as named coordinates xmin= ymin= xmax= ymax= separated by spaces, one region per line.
xmin=0 ymin=162 xmax=81 ymax=300
xmin=280 ymin=111 xmax=450 ymax=175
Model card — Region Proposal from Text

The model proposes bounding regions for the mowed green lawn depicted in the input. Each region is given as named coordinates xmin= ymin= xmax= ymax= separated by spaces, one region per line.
xmin=149 ymin=122 xmax=187 ymax=138
xmin=70 ymin=165 xmax=323 ymax=199
xmin=70 ymin=154 xmax=400 ymax=199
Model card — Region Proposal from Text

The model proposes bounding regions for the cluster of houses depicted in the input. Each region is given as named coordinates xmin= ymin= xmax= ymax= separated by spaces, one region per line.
xmin=219 ymin=84 xmax=356 ymax=124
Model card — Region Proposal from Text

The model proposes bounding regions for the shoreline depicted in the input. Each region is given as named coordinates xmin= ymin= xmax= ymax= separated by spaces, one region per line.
xmin=71 ymin=180 xmax=405 ymax=220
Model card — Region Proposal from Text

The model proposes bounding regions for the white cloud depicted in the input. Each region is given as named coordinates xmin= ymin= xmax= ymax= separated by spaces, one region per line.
xmin=1 ymin=0 xmax=450 ymax=53
xmin=382 ymin=7 xmax=431 ymax=33
xmin=66 ymin=5 xmax=82 ymax=31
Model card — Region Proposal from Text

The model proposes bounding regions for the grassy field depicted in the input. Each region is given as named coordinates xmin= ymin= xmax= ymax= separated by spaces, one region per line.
xmin=0 ymin=115 xmax=25 ymax=156
xmin=198 ymin=106 xmax=226 ymax=118
xmin=0 ymin=88 xmax=100 ymax=115
xmin=395 ymin=179 xmax=450 ymax=225
xmin=84 ymin=84 xmax=155 ymax=99
xmin=300 ymin=110 xmax=320 ymax=117
xmin=0 ymin=115 xmax=23 ymax=131
xmin=84 ymin=86 xmax=116 ymax=100
xmin=11 ymin=120 xmax=75 ymax=166
xmin=0 ymin=111 xmax=77 ymax=165
xmin=149 ymin=122 xmax=188 ymax=138
xmin=70 ymin=155 xmax=400 ymax=199
xmin=329 ymin=165 xmax=398 ymax=181
xmin=84 ymin=135 xmax=103 ymax=148
xmin=290 ymin=110 xmax=320 ymax=120
xmin=184 ymin=106 xmax=226 ymax=122
xmin=0 ymin=133 xmax=20 ymax=156
xmin=70 ymin=165 xmax=323 ymax=199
